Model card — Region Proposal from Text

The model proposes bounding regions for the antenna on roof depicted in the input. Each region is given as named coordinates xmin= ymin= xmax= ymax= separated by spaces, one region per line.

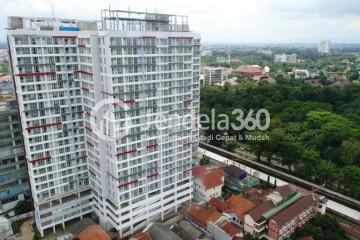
xmin=51 ymin=0 xmax=55 ymax=19
xmin=155 ymin=0 xmax=159 ymax=13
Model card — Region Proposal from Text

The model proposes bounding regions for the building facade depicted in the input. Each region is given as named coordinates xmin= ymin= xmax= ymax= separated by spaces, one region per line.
xmin=0 ymin=99 xmax=29 ymax=212
xmin=274 ymin=54 xmax=297 ymax=64
xmin=318 ymin=40 xmax=331 ymax=55
xmin=8 ymin=9 xmax=200 ymax=237
xmin=202 ymin=66 xmax=228 ymax=85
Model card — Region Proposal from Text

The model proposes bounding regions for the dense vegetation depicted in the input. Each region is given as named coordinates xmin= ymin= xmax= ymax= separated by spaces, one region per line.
xmin=200 ymin=80 xmax=360 ymax=200
xmin=292 ymin=214 xmax=346 ymax=240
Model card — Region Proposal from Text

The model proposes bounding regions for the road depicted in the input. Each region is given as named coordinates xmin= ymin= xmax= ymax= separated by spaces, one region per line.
xmin=199 ymin=146 xmax=360 ymax=223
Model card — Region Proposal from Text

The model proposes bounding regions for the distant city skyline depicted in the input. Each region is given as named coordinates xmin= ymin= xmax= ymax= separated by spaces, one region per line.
xmin=1 ymin=0 xmax=360 ymax=44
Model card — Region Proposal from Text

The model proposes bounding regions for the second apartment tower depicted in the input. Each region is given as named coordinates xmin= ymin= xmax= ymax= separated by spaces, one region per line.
xmin=7 ymin=9 xmax=200 ymax=237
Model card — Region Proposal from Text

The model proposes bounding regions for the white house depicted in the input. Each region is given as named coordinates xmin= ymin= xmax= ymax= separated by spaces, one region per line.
xmin=193 ymin=170 xmax=225 ymax=202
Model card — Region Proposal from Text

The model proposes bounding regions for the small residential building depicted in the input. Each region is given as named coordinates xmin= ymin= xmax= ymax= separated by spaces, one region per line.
xmin=202 ymin=66 xmax=229 ymax=85
xmin=244 ymin=200 xmax=275 ymax=238
xmin=224 ymin=195 xmax=256 ymax=227
xmin=274 ymin=54 xmax=297 ymax=64
xmin=186 ymin=204 xmax=223 ymax=231
xmin=193 ymin=170 xmax=225 ymax=202
xmin=208 ymin=219 xmax=242 ymax=240
xmin=294 ymin=69 xmax=310 ymax=79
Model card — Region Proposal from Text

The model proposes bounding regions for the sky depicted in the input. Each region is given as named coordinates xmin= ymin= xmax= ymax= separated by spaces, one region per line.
xmin=1 ymin=0 xmax=360 ymax=44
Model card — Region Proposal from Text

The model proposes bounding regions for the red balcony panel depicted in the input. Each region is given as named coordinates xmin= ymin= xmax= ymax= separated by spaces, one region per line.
xmin=89 ymin=169 xmax=96 ymax=176
xmin=183 ymin=141 xmax=192 ymax=146
xmin=184 ymin=99 xmax=192 ymax=103
xmin=116 ymin=149 xmax=137 ymax=157
xmin=81 ymin=87 xmax=90 ymax=91
xmin=146 ymin=143 xmax=158 ymax=149
xmin=74 ymin=70 xmax=93 ymax=76
xmin=147 ymin=173 xmax=159 ymax=178
xmin=113 ymin=99 xmax=136 ymax=105
xmin=118 ymin=179 xmax=138 ymax=188
xmin=26 ymin=122 xmax=62 ymax=131
xmin=78 ymin=44 xmax=86 ymax=48
xmin=184 ymin=168 xmax=192 ymax=173
xmin=85 ymin=126 xmax=92 ymax=132
xmin=16 ymin=72 xmax=56 ymax=77
xmin=27 ymin=156 xmax=51 ymax=163
xmin=52 ymin=35 xmax=77 ymax=39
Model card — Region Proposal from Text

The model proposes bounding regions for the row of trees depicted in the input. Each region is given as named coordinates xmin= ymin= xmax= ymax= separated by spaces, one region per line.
xmin=200 ymin=80 xmax=360 ymax=200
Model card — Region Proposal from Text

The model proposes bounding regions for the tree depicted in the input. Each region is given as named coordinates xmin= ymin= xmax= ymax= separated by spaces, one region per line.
xmin=14 ymin=200 xmax=33 ymax=215
xmin=200 ymin=155 xmax=210 ymax=165
xmin=347 ymin=68 xmax=359 ymax=81
xmin=221 ymin=138 xmax=238 ymax=152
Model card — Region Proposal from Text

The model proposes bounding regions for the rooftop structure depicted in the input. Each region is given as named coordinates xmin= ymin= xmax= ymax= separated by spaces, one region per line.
xmin=101 ymin=9 xmax=189 ymax=32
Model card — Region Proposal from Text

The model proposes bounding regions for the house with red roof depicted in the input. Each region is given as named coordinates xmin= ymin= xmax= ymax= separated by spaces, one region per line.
xmin=193 ymin=169 xmax=224 ymax=202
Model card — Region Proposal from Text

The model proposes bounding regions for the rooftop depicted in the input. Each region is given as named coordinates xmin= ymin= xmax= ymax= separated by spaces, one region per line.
xmin=74 ymin=225 xmax=111 ymax=240
xmin=199 ymin=170 xmax=224 ymax=189
xmin=247 ymin=200 xmax=275 ymax=222
xmin=101 ymin=9 xmax=189 ymax=32
xmin=191 ymin=165 xmax=207 ymax=178
xmin=270 ymin=194 xmax=316 ymax=227
xmin=186 ymin=204 xmax=222 ymax=228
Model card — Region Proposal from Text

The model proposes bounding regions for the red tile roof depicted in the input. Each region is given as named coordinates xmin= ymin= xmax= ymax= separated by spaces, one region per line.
xmin=274 ymin=185 xmax=294 ymax=199
xmin=221 ymin=222 xmax=241 ymax=237
xmin=186 ymin=205 xmax=222 ymax=228
xmin=75 ymin=225 xmax=111 ymax=240
xmin=236 ymin=65 xmax=264 ymax=75
xmin=227 ymin=195 xmax=256 ymax=221
xmin=191 ymin=165 xmax=207 ymax=178
xmin=209 ymin=197 xmax=232 ymax=212
xmin=130 ymin=232 xmax=152 ymax=240
xmin=200 ymin=171 xmax=224 ymax=189
xmin=247 ymin=200 xmax=274 ymax=222
xmin=271 ymin=194 xmax=315 ymax=227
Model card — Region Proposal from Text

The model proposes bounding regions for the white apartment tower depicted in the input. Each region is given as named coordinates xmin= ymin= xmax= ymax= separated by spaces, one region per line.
xmin=318 ymin=40 xmax=331 ymax=55
xmin=7 ymin=9 xmax=200 ymax=237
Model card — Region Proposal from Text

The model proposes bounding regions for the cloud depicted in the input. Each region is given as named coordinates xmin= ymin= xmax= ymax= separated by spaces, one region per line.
xmin=0 ymin=0 xmax=359 ymax=43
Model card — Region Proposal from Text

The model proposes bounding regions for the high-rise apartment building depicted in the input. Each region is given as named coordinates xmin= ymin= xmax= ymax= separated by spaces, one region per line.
xmin=318 ymin=40 xmax=331 ymax=55
xmin=202 ymin=66 xmax=228 ymax=86
xmin=7 ymin=9 xmax=200 ymax=237
xmin=0 ymin=99 xmax=29 ymax=212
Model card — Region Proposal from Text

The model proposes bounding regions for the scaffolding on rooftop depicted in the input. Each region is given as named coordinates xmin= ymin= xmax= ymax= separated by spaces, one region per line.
xmin=100 ymin=8 xmax=189 ymax=32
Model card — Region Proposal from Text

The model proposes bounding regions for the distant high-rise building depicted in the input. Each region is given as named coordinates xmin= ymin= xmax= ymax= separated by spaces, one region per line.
xmin=202 ymin=66 xmax=228 ymax=85
xmin=8 ymin=9 xmax=200 ymax=238
xmin=0 ymin=99 xmax=29 ymax=212
xmin=318 ymin=40 xmax=331 ymax=55
xmin=274 ymin=53 xmax=297 ymax=64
